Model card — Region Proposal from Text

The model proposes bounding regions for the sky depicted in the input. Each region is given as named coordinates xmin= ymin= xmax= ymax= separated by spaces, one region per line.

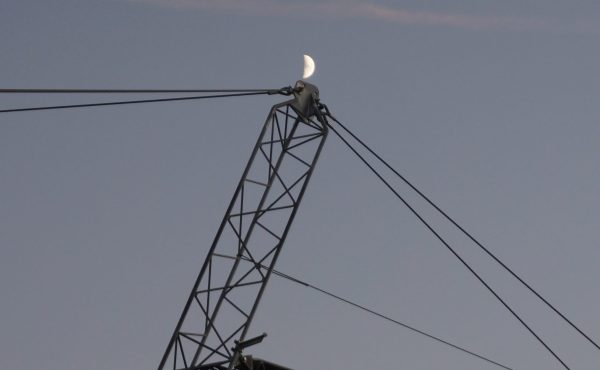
xmin=1 ymin=1 xmax=600 ymax=369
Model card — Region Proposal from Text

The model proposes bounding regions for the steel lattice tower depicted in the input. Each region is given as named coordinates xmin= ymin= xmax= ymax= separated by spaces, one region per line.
xmin=158 ymin=82 xmax=328 ymax=370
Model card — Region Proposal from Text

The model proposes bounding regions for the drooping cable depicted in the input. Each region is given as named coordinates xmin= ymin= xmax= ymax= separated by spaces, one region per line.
xmin=213 ymin=253 xmax=513 ymax=370
xmin=323 ymin=116 xmax=570 ymax=369
xmin=0 ymin=91 xmax=277 ymax=114
xmin=326 ymin=113 xmax=600 ymax=353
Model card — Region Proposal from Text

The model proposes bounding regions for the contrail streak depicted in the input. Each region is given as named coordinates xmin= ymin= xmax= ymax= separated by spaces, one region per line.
xmin=129 ymin=0 xmax=599 ymax=34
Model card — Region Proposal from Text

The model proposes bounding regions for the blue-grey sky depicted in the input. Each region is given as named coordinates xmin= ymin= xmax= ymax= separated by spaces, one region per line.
xmin=1 ymin=1 xmax=600 ymax=369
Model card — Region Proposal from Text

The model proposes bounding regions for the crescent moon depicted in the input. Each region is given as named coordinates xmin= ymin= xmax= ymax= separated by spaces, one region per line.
xmin=303 ymin=54 xmax=315 ymax=79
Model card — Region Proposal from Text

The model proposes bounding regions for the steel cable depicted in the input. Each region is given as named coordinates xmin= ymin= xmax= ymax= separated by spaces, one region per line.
xmin=325 ymin=112 xmax=600 ymax=352
xmin=213 ymin=253 xmax=513 ymax=370
xmin=0 ymin=88 xmax=282 ymax=94
xmin=324 ymin=114 xmax=570 ymax=369
xmin=0 ymin=91 xmax=276 ymax=114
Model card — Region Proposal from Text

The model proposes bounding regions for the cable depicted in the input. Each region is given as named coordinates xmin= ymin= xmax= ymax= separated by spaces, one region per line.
xmin=277 ymin=271 xmax=514 ymax=369
xmin=212 ymin=253 xmax=513 ymax=370
xmin=324 ymin=116 xmax=570 ymax=369
xmin=325 ymin=113 xmax=600 ymax=353
xmin=0 ymin=88 xmax=282 ymax=94
xmin=0 ymin=91 xmax=274 ymax=114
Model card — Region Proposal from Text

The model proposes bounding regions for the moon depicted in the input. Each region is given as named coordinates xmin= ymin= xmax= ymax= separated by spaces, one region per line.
xmin=303 ymin=54 xmax=315 ymax=79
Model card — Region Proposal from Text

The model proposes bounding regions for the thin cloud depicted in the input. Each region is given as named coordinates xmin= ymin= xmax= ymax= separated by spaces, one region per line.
xmin=130 ymin=0 xmax=599 ymax=33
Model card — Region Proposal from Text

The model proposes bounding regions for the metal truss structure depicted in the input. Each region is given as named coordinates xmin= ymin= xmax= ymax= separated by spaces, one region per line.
xmin=158 ymin=82 xmax=328 ymax=370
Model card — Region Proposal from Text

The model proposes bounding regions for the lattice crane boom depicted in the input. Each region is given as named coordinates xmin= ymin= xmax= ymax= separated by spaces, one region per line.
xmin=158 ymin=82 xmax=328 ymax=370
